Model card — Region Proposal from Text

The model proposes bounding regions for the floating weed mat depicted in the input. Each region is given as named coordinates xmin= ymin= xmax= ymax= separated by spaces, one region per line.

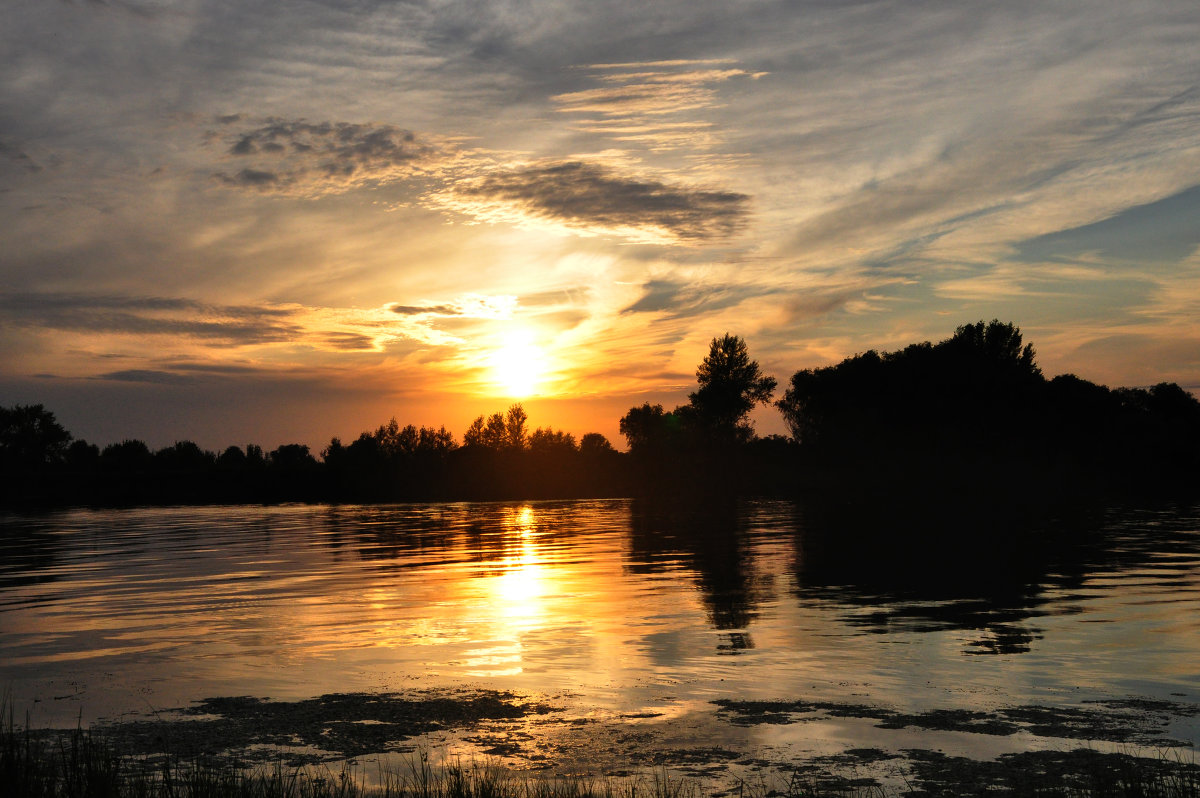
xmin=898 ymin=747 xmax=1200 ymax=797
xmin=3 ymin=702 xmax=1199 ymax=798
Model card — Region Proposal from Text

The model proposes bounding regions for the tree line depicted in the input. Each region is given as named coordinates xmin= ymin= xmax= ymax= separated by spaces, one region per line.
xmin=0 ymin=402 xmax=625 ymax=505
xmin=3 ymin=320 xmax=1199 ymax=507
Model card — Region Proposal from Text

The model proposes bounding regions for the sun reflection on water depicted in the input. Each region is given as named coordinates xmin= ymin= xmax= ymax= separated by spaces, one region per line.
xmin=463 ymin=505 xmax=549 ymax=676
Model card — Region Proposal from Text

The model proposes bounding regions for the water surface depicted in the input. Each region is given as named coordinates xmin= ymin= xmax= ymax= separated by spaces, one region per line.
xmin=2 ymin=499 xmax=1198 ymax=778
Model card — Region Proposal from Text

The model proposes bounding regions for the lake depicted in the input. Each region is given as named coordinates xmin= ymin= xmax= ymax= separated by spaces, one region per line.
xmin=2 ymin=498 xmax=1199 ymax=789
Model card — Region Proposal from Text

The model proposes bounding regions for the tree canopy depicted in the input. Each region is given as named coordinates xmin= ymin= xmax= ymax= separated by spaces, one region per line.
xmin=0 ymin=404 xmax=72 ymax=469
xmin=775 ymin=319 xmax=1200 ymax=490
xmin=689 ymin=333 xmax=777 ymax=437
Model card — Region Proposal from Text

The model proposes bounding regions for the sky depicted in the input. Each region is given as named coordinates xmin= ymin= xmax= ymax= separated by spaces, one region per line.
xmin=2 ymin=0 xmax=1199 ymax=451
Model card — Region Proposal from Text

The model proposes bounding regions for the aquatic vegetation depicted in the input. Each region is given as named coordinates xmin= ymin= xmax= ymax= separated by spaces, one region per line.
xmin=4 ymin=696 xmax=1200 ymax=798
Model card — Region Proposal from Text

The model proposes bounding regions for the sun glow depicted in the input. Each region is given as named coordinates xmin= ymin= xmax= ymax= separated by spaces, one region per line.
xmin=489 ymin=330 xmax=547 ymax=397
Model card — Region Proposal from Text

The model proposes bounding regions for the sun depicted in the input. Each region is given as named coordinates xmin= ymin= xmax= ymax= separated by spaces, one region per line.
xmin=489 ymin=331 xmax=546 ymax=397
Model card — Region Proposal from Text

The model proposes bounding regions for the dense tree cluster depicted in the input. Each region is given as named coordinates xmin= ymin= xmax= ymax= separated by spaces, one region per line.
xmin=3 ymin=320 xmax=1198 ymax=507
xmin=776 ymin=320 xmax=1200 ymax=493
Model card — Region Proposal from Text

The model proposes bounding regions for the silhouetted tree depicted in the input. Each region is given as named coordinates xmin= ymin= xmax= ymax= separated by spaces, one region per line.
xmin=417 ymin=425 xmax=457 ymax=454
xmin=946 ymin=319 xmax=1040 ymax=376
xmin=618 ymin=403 xmax=680 ymax=455
xmin=155 ymin=440 xmax=216 ymax=470
xmin=101 ymin=439 xmax=153 ymax=469
xmin=504 ymin=404 xmax=528 ymax=450
xmin=463 ymin=416 xmax=487 ymax=448
xmin=0 ymin=404 xmax=72 ymax=469
xmin=617 ymin=336 xmax=776 ymax=496
xmin=579 ymin=432 xmax=616 ymax=456
xmin=688 ymin=334 xmax=777 ymax=440
xmin=218 ymin=445 xmax=248 ymax=466
xmin=370 ymin=418 xmax=407 ymax=457
xmin=269 ymin=443 xmax=316 ymax=470
xmin=482 ymin=412 xmax=508 ymax=449
xmin=464 ymin=404 xmax=528 ymax=451
xmin=65 ymin=439 xmax=100 ymax=467
xmin=529 ymin=427 xmax=577 ymax=454
xmin=776 ymin=320 xmax=1200 ymax=496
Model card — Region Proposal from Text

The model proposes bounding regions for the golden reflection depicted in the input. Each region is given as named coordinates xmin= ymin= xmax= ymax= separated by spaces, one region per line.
xmin=463 ymin=505 xmax=547 ymax=676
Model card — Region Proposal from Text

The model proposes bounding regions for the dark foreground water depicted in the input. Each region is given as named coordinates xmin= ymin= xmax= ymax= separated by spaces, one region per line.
xmin=1 ymin=499 xmax=1199 ymax=787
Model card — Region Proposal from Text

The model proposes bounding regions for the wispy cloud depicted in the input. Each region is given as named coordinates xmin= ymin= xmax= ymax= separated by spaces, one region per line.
xmin=430 ymin=159 xmax=749 ymax=244
xmin=0 ymin=291 xmax=476 ymax=354
xmin=621 ymin=279 xmax=776 ymax=318
xmin=554 ymin=60 xmax=765 ymax=151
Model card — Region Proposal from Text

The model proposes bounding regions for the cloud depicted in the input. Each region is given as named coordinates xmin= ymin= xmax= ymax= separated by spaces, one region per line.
xmin=554 ymin=68 xmax=755 ymax=117
xmin=0 ymin=291 xmax=552 ymax=375
xmin=433 ymin=160 xmax=749 ymax=243
xmin=780 ymin=289 xmax=868 ymax=324
xmin=621 ymin=279 xmax=775 ymax=317
xmin=0 ymin=139 xmax=43 ymax=174
xmin=212 ymin=118 xmax=457 ymax=197
xmin=554 ymin=60 xmax=765 ymax=151
xmin=0 ymin=292 xmax=427 ymax=353
xmin=94 ymin=369 xmax=196 ymax=385
xmin=160 ymin=361 xmax=269 ymax=375
xmin=318 ymin=331 xmax=383 ymax=351
xmin=57 ymin=0 xmax=162 ymax=19
xmin=389 ymin=294 xmax=517 ymax=319
xmin=0 ymin=293 xmax=306 ymax=345
xmin=2 ymin=295 xmax=304 ymax=343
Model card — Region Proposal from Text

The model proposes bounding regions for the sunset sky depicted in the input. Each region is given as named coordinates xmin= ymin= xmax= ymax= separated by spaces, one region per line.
xmin=3 ymin=0 xmax=1199 ymax=450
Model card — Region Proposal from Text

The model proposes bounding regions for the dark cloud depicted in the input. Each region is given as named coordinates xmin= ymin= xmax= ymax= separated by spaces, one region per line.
xmin=386 ymin=295 xmax=515 ymax=319
xmin=319 ymin=331 xmax=379 ymax=351
xmin=0 ymin=293 xmax=294 ymax=317
xmin=57 ymin=0 xmax=159 ymax=16
xmin=622 ymin=279 xmax=774 ymax=317
xmin=389 ymin=303 xmax=460 ymax=316
xmin=94 ymin=369 xmax=196 ymax=385
xmin=213 ymin=118 xmax=451 ymax=197
xmin=219 ymin=168 xmax=280 ymax=187
xmin=446 ymin=161 xmax=749 ymax=242
xmin=0 ymin=139 xmax=42 ymax=174
xmin=780 ymin=289 xmax=864 ymax=323
xmin=622 ymin=280 xmax=681 ymax=314
xmin=0 ymin=292 xmax=304 ymax=346
xmin=160 ymin=361 xmax=271 ymax=375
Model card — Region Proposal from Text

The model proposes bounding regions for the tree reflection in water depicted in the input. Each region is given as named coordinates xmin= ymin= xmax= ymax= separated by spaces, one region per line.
xmin=621 ymin=496 xmax=1200 ymax=657
xmin=790 ymin=497 xmax=1200 ymax=655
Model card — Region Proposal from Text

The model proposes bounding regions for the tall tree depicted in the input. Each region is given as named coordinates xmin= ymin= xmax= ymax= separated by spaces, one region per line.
xmin=688 ymin=334 xmax=777 ymax=438
xmin=946 ymin=319 xmax=1039 ymax=375
xmin=0 ymin=404 xmax=72 ymax=469
xmin=504 ymin=404 xmax=528 ymax=450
